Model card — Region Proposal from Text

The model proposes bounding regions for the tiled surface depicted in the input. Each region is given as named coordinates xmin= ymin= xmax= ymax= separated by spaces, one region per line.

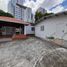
xmin=0 ymin=37 xmax=67 ymax=67
xmin=12 ymin=34 xmax=28 ymax=40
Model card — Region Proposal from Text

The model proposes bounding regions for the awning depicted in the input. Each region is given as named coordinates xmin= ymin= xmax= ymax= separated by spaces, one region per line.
xmin=0 ymin=16 xmax=30 ymax=25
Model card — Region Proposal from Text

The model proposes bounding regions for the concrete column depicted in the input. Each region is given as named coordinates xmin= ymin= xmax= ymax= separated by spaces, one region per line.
xmin=24 ymin=25 xmax=26 ymax=35
xmin=5 ymin=26 xmax=7 ymax=35
xmin=20 ymin=26 xmax=22 ymax=34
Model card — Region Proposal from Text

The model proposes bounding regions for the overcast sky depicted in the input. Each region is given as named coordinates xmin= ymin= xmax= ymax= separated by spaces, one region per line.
xmin=0 ymin=0 xmax=67 ymax=13
xmin=24 ymin=0 xmax=67 ymax=13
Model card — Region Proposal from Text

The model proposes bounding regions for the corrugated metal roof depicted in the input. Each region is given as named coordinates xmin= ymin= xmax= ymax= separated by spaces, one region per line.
xmin=0 ymin=16 xmax=30 ymax=25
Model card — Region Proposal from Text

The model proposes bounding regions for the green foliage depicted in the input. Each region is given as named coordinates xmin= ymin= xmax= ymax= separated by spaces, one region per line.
xmin=0 ymin=10 xmax=6 ymax=16
xmin=44 ymin=13 xmax=53 ymax=16
xmin=6 ymin=12 xmax=14 ymax=18
xmin=47 ymin=36 xmax=54 ymax=39
xmin=0 ymin=10 xmax=14 ymax=18
xmin=35 ymin=11 xmax=44 ymax=22
xmin=35 ymin=11 xmax=53 ymax=22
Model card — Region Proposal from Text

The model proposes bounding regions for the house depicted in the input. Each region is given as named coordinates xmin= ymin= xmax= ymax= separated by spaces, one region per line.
xmin=0 ymin=16 xmax=34 ymax=38
xmin=35 ymin=11 xmax=67 ymax=40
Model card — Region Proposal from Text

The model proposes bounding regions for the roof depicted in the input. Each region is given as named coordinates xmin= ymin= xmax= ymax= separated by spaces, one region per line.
xmin=0 ymin=16 xmax=30 ymax=25
xmin=16 ymin=3 xmax=27 ymax=9
xmin=35 ymin=11 xmax=67 ymax=25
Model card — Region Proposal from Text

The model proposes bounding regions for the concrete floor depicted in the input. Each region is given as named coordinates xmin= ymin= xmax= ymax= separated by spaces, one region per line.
xmin=0 ymin=38 xmax=12 ymax=43
xmin=0 ymin=37 xmax=67 ymax=67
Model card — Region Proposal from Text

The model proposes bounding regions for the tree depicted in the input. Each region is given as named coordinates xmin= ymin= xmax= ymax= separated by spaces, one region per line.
xmin=0 ymin=10 xmax=6 ymax=16
xmin=35 ymin=11 xmax=44 ymax=22
xmin=0 ymin=10 xmax=14 ymax=18
xmin=5 ymin=12 xmax=14 ymax=18
xmin=35 ymin=11 xmax=54 ymax=22
xmin=44 ymin=13 xmax=53 ymax=16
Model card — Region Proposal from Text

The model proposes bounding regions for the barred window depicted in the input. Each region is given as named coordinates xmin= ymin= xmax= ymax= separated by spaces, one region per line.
xmin=31 ymin=27 xmax=35 ymax=31
xmin=41 ymin=26 xmax=44 ymax=31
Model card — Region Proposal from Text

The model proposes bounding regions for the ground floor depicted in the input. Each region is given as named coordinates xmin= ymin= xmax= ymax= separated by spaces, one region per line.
xmin=0 ymin=16 xmax=34 ymax=39
xmin=0 ymin=20 xmax=25 ymax=38
xmin=0 ymin=21 xmax=34 ymax=39
xmin=0 ymin=37 xmax=67 ymax=67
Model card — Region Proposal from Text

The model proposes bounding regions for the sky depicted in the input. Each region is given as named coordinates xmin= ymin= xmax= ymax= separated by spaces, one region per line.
xmin=0 ymin=0 xmax=9 ymax=12
xmin=0 ymin=0 xmax=67 ymax=14
xmin=24 ymin=0 xmax=67 ymax=13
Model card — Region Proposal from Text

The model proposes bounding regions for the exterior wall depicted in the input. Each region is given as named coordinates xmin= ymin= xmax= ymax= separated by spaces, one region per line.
xmin=26 ymin=8 xmax=32 ymax=22
xmin=31 ymin=13 xmax=35 ymax=23
xmin=24 ymin=25 xmax=34 ymax=35
xmin=35 ymin=15 xmax=67 ymax=40
xmin=16 ymin=0 xmax=25 ymax=5
xmin=14 ymin=6 xmax=25 ymax=20
xmin=23 ymin=8 xmax=32 ymax=22
xmin=8 ymin=0 xmax=24 ymax=20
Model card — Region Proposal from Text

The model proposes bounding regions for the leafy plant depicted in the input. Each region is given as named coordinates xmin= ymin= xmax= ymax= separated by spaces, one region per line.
xmin=47 ymin=36 xmax=54 ymax=39
xmin=35 ymin=11 xmax=44 ymax=22
xmin=0 ymin=10 xmax=14 ymax=18
xmin=35 ymin=11 xmax=54 ymax=22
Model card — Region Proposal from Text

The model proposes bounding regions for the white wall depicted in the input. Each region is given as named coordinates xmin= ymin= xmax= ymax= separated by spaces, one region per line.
xmin=35 ymin=15 xmax=67 ymax=40
xmin=24 ymin=25 xmax=34 ymax=35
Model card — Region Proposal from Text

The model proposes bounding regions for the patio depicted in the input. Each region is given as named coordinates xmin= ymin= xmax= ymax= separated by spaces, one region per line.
xmin=0 ymin=37 xmax=67 ymax=67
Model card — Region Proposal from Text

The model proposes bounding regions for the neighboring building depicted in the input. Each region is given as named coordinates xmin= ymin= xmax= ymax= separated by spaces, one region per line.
xmin=0 ymin=16 xmax=29 ymax=37
xmin=35 ymin=11 xmax=67 ymax=40
xmin=37 ymin=7 xmax=47 ymax=14
xmin=29 ymin=0 xmax=36 ymax=2
xmin=8 ymin=0 xmax=33 ymax=23
xmin=24 ymin=7 xmax=32 ymax=22
xmin=31 ymin=13 xmax=35 ymax=23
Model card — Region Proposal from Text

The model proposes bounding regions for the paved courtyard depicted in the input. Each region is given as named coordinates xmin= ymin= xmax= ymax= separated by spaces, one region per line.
xmin=0 ymin=37 xmax=67 ymax=67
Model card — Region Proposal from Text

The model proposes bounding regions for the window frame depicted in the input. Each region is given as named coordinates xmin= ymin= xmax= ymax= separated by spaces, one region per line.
xmin=40 ymin=25 xmax=44 ymax=31
xmin=31 ymin=27 xmax=35 ymax=31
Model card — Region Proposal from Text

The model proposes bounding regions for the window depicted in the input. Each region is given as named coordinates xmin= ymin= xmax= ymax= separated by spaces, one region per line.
xmin=31 ymin=27 xmax=35 ymax=31
xmin=41 ymin=26 xmax=44 ymax=31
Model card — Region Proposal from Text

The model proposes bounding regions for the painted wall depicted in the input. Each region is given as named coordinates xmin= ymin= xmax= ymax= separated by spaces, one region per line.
xmin=35 ymin=15 xmax=67 ymax=40
xmin=24 ymin=25 xmax=35 ymax=35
